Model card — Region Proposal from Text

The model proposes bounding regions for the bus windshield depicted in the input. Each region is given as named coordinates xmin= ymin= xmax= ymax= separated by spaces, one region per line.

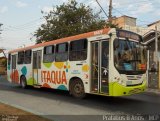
xmin=114 ymin=39 xmax=147 ymax=75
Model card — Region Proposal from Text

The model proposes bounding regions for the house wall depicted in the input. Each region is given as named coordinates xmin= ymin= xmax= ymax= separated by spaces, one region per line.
xmin=112 ymin=16 xmax=136 ymax=28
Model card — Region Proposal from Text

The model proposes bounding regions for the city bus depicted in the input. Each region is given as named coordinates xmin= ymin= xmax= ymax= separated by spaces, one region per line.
xmin=7 ymin=28 xmax=147 ymax=98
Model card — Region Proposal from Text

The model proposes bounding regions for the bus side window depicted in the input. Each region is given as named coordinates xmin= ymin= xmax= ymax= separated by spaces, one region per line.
xmin=43 ymin=45 xmax=54 ymax=63
xmin=18 ymin=51 xmax=24 ymax=64
xmin=24 ymin=50 xmax=32 ymax=64
xmin=8 ymin=54 xmax=11 ymax=65
xmin=55 ymin=43 xmax=68 ymax=62
xmin=69 ymin=39 xmax=87 ymax=61
xmin=102 ymin=41 xmax=109 ymax=68
xmin=12 ymin=55 xmax=17 ymax=69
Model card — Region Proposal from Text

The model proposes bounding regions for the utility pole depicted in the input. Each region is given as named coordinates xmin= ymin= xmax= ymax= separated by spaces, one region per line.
xmin=155 ymin=23 xmax=158 ymax=66
xmin=108 ymin=0 xmax=112 ymax=23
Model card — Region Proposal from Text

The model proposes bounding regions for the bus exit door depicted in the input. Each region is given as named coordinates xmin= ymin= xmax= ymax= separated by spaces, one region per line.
xmin=11 ymin=55 xmax=17 ymax=83
xmin=91 ymin=40 xmax=109 ymax=94
xmin=33 ymin=50 xmax=42 ymax=85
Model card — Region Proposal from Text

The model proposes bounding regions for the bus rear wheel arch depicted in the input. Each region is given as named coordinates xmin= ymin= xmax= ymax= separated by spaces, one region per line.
xmin=20 ymin=75 xmax=27 ymax=89
xmin=69 ymin=77 xmax=86 ymax=99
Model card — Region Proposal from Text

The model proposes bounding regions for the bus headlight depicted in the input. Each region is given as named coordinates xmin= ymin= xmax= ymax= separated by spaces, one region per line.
xmin=114 ymin=77 xmax=124 ymax=85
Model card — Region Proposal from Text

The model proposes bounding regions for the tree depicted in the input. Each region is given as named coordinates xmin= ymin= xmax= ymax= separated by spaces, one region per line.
xmin=34 ymin=0 xmax=107 ymax=43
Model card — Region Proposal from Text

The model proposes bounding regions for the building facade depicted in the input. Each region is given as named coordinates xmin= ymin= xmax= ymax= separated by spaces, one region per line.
xmin=112 ymin=15 xmax=148 ymax=35
xmin=143 ymin=21 xmax=160 ymax=90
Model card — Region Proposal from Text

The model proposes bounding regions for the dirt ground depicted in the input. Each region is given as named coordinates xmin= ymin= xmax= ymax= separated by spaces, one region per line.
xmin=0 ymin=103 xmax=51 ymax=121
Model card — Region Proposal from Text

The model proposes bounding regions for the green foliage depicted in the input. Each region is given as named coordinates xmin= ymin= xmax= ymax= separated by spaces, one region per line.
xmin=34 ymin=0 xmax=108 ymax=43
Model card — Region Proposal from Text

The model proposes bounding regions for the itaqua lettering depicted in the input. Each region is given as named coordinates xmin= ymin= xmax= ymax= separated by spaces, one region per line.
xmin=41 ymin=71 xmax=67 ymax=85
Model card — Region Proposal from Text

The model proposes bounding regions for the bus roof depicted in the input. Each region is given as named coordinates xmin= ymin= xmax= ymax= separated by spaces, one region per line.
xmin=9 ymin=28 xmax=111 ymax=53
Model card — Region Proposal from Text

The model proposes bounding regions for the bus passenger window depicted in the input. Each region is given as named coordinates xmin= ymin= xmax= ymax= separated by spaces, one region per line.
xmin=24 ymin=50 xmax=32 ymax=64
xmin=69 ymin=39 xmax=87 ymax=61
xmin=18 ymin=51 xmax=24 ymax=64
xmin=8 ymin=54 xmax=11 ymax=65
xmin=12 ymin=55 xmax=17 ymax=69
xmin=102 ymin=41 xmax=109 ymax=68
xmin=43 ymin=45 xmax=54 ymax=63
xmin=55 ymin=43 xmax=68 ymax=62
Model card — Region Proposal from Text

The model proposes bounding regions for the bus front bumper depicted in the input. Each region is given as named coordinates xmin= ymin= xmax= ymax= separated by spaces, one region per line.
xmin=109 ymin=81 xmax=146 ymax=96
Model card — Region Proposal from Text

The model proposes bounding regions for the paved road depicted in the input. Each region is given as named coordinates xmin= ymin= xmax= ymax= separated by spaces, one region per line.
xmin=0 ymin=76 xmax=160 ymax=121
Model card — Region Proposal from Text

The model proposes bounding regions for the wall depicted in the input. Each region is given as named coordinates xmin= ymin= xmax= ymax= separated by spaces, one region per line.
xmin=112 ymin=16 xmax=136 ymax=28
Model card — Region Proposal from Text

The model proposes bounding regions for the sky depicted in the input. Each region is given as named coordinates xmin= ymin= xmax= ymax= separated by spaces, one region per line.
xmin=0 ymin=0 xmax=160 ymax=51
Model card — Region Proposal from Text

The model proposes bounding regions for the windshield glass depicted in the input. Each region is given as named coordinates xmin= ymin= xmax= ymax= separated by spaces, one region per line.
xmin=114 ymin=39 xmax=147 ymax=74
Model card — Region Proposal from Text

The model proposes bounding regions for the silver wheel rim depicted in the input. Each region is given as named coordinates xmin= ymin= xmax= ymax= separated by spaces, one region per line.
xmin=74 ymin=83 xmax=83 ymax=94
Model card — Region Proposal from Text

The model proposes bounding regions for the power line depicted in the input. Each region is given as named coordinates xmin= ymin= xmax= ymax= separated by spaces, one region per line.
xmin=95 ymin=0 xmax=109 ymax=18
xmin=111 ymin=0 xmax=160 ymax=21
xmin=3 ymin=18 xmax=42 ymax=31
xmin=113 ymin=0 xmax=155 ymax=6
xmin=81 ymin=0 xmax=90 ymax=4
xmin=112 ymin=7 xmax=153 ymax=26
xmin=112 ymin=7 xmax=125 ymax=16
xmin=11 ymin=18 xmax=41 ymax=28
xmin=3 ymin=24 xmax=39 ymax=32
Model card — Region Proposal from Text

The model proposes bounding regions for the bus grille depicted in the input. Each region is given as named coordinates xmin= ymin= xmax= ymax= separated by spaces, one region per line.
xmin=126 ymin=75 xmax=142 ymax=80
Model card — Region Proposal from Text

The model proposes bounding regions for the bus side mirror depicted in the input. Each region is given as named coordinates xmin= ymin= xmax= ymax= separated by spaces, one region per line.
xmin=109 ymin=33 xmax=112 ymax=38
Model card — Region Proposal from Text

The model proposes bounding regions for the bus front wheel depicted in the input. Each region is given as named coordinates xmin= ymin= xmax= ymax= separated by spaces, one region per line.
xmin=70 ymin=78 xmax=86 ymax=99
xmin=20 ymin=76 xmax=27 ymax=89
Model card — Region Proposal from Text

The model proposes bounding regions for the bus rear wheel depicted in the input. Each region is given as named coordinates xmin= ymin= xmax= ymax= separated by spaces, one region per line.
xmin=20 ymin=76 xmax=27 ymax=89
xmin=70 ymin=79 xmax=86 ymax=99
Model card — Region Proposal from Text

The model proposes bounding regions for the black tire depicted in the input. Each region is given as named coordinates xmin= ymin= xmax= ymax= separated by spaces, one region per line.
xmin=70 ymin=79 xmax=86 ymax=99
xmin=20 ymin=76 xmax=27 ymax=89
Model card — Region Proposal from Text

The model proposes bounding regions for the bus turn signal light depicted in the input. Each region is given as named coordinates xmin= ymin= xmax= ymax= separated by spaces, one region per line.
xmin=138 ymin=64 xmax=146 ymax=70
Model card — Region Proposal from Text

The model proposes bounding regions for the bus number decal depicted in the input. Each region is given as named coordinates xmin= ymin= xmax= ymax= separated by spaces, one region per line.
xmin=94 ymin=30 xmax=103 ymax=35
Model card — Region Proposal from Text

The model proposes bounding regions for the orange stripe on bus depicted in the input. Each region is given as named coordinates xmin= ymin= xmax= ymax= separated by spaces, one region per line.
xmin=9 ymin=28 xmax=110 ymax=53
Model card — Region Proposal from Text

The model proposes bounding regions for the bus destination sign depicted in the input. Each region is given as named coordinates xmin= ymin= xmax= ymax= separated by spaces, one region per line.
xmin=116 ymin=30 xmax=142 ymax=41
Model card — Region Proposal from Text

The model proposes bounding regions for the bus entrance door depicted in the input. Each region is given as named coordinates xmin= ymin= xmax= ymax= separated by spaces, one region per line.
xmin=33 ymin=50 xmax=42 ymax=85
xmin=91 ymin=40 xmax=109 ymax=94
xmin=11 ymin=55 xmax=17 ymax=83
